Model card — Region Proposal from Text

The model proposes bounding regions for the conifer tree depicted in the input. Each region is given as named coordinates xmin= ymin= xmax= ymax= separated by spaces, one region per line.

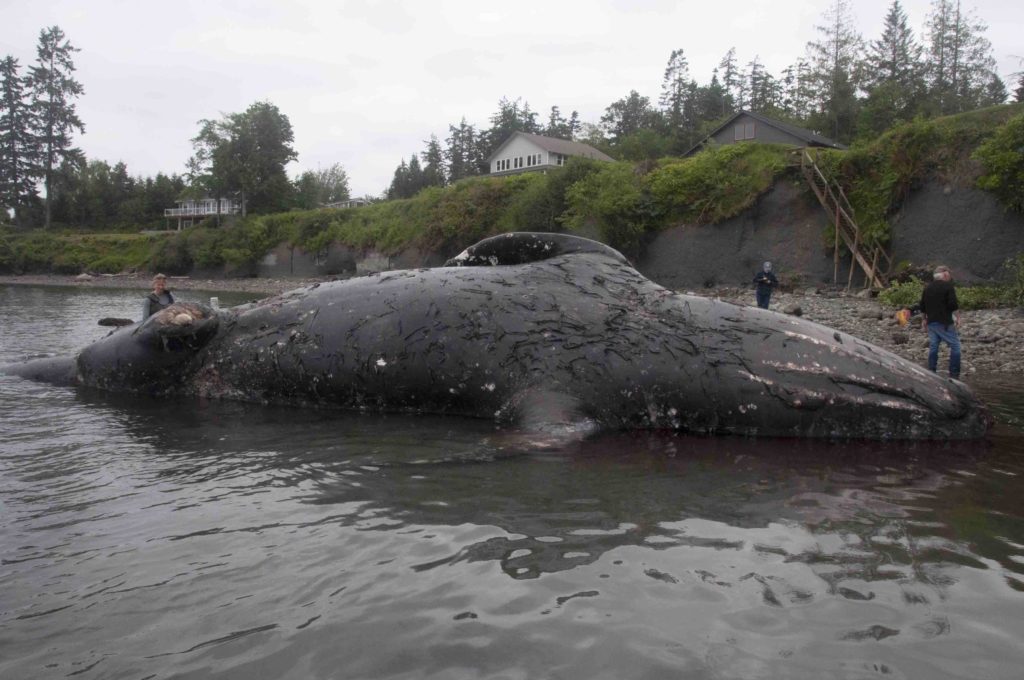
xmin=924 ymin=0 xmax=997 ymax=114
xmin=983 ymin=74 xmax=1008 ymax=106
xmin=406 ymin=155 xmax=424 ymax=195
xmin=860 ymin=0 xmax=925 ymax=134
xmin=717 ymin=48 xmax=740 ymax=114
xmin=386 ymin=159 xmax=409 ymax=199
xmin=27 ymin=26 xmax=84 ymax=229
xmin=545 ymin=106 xmax=578 ymax=140
xmin=0 ymin=56 xmax=37 ymax=226
xmin=659 ymin=49 xmax=692 ymax=130
xmin=805 ymin=0 xmax=863 ymax=142
xmin=445 ymin=118 xmax=479 ymax=182
xmin=421 ymin=135 xmax=446 ymax=188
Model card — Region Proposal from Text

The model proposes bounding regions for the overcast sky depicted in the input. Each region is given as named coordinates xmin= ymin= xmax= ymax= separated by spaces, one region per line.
xmin=1 ymin=0 xmax=1020 ymax=197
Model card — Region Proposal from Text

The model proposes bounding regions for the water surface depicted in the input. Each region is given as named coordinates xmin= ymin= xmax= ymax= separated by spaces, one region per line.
xmin=1 ymin=285 xmax=1022 ymax=679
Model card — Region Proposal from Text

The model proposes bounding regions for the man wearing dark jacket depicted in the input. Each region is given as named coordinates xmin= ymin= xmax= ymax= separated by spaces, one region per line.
xmin=920 ymin=265 xmax=961 ymax=379
xmin=753 ymin=261 xmax=778 ymax=309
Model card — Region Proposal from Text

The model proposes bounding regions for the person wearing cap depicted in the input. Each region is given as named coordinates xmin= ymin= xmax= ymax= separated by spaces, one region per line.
xmin=753 ymin=261 xmax=778 ymax=309
xmin=142 ymin=273 xmax=175 ymax=320
xmin=919 ymin=265 xmax=961 ymax=379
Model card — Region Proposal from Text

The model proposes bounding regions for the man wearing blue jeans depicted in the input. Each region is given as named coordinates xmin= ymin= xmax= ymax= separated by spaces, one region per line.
xmin=919 ymin=265 xmax=961 ymax=379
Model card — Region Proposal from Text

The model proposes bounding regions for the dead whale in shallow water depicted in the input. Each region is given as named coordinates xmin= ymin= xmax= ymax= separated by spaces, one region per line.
xmin=2 ymin=232 xmax=990 ymax=439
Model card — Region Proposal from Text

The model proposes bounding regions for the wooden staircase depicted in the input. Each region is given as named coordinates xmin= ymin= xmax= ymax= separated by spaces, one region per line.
xmin=799 ymin=149 xmax=890 ymax=289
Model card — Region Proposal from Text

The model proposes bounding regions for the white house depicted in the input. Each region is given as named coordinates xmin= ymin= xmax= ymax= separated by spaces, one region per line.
xmin=163 ymin=197 xmax=241 ymax=230
xmin=488 ymin=132 xmax=613 ymax=176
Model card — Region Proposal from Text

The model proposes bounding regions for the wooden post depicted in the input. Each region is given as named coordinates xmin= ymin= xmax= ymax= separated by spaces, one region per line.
xmin=848 ymin=223 xmax=858 ymax=290
xmin=833 ymin=201 xmax=840 ymax=284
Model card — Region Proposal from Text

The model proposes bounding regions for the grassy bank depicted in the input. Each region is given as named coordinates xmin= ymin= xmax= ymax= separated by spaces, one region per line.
xmin=813 ymin=104 xmax=1023 ymax=250
xmin=2 ymin=105 xmax=1020 ymax=281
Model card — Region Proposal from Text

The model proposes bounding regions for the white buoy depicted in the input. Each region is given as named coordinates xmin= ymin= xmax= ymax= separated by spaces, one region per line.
xmin=210 ymin=297 xmax=220 ymax=309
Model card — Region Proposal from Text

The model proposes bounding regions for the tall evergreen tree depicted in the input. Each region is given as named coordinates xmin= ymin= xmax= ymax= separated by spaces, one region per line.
xmin=445 ymin=118 xmax=479 ymax=182
xmin=746 ymin=56 xmax=780 ymax=113
xmin=406 ymin=155 xmax=424 ymax=195
xmin=717 ymin=48 xmax=740 ymax=114
xmin=860 ymin=0 xmax=925 ymax=135
xmin=780 ymin=59 xmax=815 ymax=119
xmin=481 ymin=97 xmax=538 ymax=161
xmin=421 ymin=135 xmax=445 ymax=188
xmin=387 ymin=159 xmax=409 ymax=200
xmin=545 ymin=105 xmax=578 ymax=140
xmin=983 ymin=73 xmax=1008 ymax=106
xmin=27 ymin=26 xmax=84 ymax=229
xmin=1015 ymin=72 xmax=1024 ymax=103
xmin=695 ymin=72 xmax=728 ymax=123
xmin=924 ymin=0 xmax=997 ymax=114
xmin=567 ymin=110 xmax=581 ymax=140
xmin=0 ymin=56 xmax=37 ymax=227
xmin=868 ymin=0 xmax=923 ymax=88
xmin=659 ymin=50 xmax=692 ymax=126
xmin=805 ymin=0 xmax=864 ymax=142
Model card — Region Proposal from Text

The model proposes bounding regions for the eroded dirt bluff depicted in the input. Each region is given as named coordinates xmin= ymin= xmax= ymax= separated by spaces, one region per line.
xmin=638 ymin=180 xmax=1024 ymax=290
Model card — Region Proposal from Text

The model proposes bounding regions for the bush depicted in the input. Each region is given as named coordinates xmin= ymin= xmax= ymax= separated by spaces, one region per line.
xmin=879 ymin=278 xmax=924 ymax=308
xmin=564 ymin=162 xmax=649 ymax=253
xmin=1000 ymin=253 xmax=1024 ymax=306
xmin=974 ymin=112 xmax=1024 ymax=213
xmin=149 ymin=235 xmax=193 ymax=274
xmin=879 ymin=272 xmax=1018 ymax=311
xmin=829 ymin=104 xmax=1023 ymax=248
xmin=647 ymin=143 xmax=788 ymax=224
xmin=0 ymin=234 xmax=13 ymax=273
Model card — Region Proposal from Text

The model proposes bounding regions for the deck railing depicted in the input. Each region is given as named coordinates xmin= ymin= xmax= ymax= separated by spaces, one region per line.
xmin=163 ymin=204 xmax=240 ymax=217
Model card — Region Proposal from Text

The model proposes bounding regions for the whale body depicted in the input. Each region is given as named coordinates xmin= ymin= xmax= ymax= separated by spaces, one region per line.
xmin=3 ymin=233 xmax=990 ymax=439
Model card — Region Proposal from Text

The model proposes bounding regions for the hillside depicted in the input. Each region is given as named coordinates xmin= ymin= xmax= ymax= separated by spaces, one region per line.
xmin=2 ymin=105 xmax=1022 ymax=297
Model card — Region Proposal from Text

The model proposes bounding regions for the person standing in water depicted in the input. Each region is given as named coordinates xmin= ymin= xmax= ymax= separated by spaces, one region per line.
xmin=142 ymin=273 xmax=175 ymax=320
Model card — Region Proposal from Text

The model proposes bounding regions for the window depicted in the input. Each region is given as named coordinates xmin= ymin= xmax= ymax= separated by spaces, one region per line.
xmin=734 ymin=122 xmax=755 ymax=140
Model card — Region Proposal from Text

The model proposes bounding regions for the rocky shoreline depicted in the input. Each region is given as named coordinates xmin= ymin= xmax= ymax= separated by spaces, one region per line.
xmin=706 ymin=286 xmax=1024 ymax=376
xmin=2 ymin=273 xmax=1021 ymax=376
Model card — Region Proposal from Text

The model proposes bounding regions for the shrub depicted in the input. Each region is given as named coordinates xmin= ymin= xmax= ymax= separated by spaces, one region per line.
xmin=0 ymin=234 xmax=13 ymax=273
xmin=149 ymin=235 xmax=193 ymax=274
xmin=1000 ymin=253 xmax=1024 ymax=306
xmin=647 ymin=143 xmax=788 ymax=224
xmin=563 ymin=162 xmax=649 ymax=253
xmin=974 ymin=112 xmax=1024 ymax=213
xmin=879 ymin=278 xmax=924 ymax=308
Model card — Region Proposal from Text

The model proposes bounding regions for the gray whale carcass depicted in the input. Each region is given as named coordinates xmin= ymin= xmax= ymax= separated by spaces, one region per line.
xmin=3 ymin=232 xmax=990 ymax=439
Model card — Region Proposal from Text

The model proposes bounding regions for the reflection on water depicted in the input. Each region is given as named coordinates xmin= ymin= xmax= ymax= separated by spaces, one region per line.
xmin=2 ymin=285 xmax=1023 ymax=680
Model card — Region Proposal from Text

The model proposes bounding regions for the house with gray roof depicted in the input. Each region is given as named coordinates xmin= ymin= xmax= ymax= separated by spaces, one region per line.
xmin=685 ymin=110 xmax=847 ymax=156
xmin=488 ymin=132 xmax=614 ymax=176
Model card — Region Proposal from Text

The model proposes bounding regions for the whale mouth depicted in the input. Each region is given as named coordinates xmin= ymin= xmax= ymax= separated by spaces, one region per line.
xmin=137 ymin=303 xmax=219 ymax=347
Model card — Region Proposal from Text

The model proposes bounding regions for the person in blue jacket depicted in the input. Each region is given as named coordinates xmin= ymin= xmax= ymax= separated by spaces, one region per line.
xmin=753 ymin=261 xmax=778 ymax=309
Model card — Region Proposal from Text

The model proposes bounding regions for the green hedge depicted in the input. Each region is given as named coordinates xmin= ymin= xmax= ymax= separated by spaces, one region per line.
xmin=878 ymin=254 xmax=1024 ymax=310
